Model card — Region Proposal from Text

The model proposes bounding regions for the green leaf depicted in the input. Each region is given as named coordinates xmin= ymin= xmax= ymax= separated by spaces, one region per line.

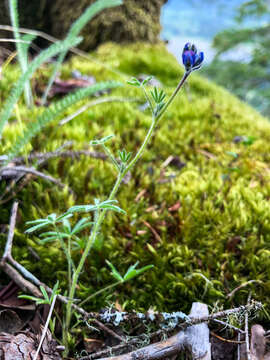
xmin=106 ymin=260 xmax=124 ymax=282
xmin=62 ymin=218 xmax=71 ymax=233
xmin=71 ymin=219 xmax=93 ymax=235
xmin=67 ymin=204 xmax=98 ymax=213
xmin=99 ymin=204 xmax=126 ymax=214
xmin=25 ymin=219 xmax=48 ymax=225
xmin=40 ymin=286 xmax=50 ymax=303
xmin=90 ymin=134 xmax=114 ymax=146
xmin=142 ymin=76 xmax=153 ymax=85
xmin=40 ymin=231 xmax=69 ymax=238
xmin=123 ymin=262 xmax=154 ymax=281
xmin=126 ymin=77 xmax=141 ymax=87
xmin=25 ymin=222 xmax=49 ymax=234
xmin=226 ymin=151 xmax=238 ymax=159
xmin=243 ymin=136 xmax=256 ymax=146
xmin=18 ymin=294 xmax=41 ymax=302
xmin=56 ymin=213 xmax=73 ymax=222
xmin=47 ymin=213 xmax=57 ymax=222
xmin=39 ymin=236 xmax=59 ymax=243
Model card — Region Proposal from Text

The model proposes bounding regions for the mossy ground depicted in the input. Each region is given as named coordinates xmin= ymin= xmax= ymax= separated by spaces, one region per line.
xmin=1 ymin=42 xmax=270 ymax=319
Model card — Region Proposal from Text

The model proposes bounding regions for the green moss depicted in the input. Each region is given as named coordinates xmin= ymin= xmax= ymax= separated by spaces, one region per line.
xmin=1 ymin=42 xmax=270 ymax=316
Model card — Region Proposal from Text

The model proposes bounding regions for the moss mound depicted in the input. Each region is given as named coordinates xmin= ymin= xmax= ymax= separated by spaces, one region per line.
xmin=1 ymin=42 xmax=270 ymax=316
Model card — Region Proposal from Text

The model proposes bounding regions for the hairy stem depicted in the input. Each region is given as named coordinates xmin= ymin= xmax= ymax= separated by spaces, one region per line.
xmin=64 ymin=71 xmax=190 ymax=351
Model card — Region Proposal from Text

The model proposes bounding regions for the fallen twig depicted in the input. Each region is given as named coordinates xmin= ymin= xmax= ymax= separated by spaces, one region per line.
xmin=0 ymin=149 xmax=107 ymax=165
xmin=212 ymin=318 xmax=245 ymax=334
xmin=85 ymin=303 xmax=211 ymax=360
xmin=227 ymin=280 xmax=263 ymax=299
xmin=0 ymin=165 xmax=66 ymax=188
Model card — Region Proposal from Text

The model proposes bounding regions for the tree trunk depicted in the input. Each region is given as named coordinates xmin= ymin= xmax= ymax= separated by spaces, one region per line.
xmin=0 ymin=0 xmax=167 ymax=51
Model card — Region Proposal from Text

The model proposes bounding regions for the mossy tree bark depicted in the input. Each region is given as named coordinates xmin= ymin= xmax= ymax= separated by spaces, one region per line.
xmin=0 ymin=0 xmax=167 ymax=50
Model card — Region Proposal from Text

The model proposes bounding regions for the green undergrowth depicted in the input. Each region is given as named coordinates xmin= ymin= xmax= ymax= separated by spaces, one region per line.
xmin=1 ymin=42 xmax=270 ymax=317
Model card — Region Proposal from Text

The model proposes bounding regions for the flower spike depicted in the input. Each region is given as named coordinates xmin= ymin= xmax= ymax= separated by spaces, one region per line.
xmin=182 ymin=43 xmax=204 ymax=72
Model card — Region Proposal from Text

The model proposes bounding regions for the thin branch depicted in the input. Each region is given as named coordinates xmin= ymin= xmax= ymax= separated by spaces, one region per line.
xmin=212 ymin=319 xmax=245 ymax=334
xmin=91 ymin=319 xmax=126 ymax=344
xmin=0 ymin=38 xmax=31 ymax=44
xmin=0 ymin=150 xmax=107 ymax=165
xmin=227 ymin=280 xmax=263 ymax=299
xmin=80 ymin=329 xmax=168 ymax=360
xmin=0 ymin=165 xmax=66 ymax=188
xmin=210 ymin=331 xmax=244 ymax=344
xmin=80 ymin=302 xmax=261 ymax=359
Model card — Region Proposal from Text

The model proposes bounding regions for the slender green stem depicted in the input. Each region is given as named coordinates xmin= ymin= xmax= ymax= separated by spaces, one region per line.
xmin=102 ymin=144 xmax=120 ymax=172
xmin=156 ymin=71 xmax=190 ymax=123
xmin=63 ymin=71 xmax=190 ymax=351
xmin=53 ymin=225 xmax=75 ymax=272
xmin=67 ymin=235 xmax=72 ymax=290
xmin=79 ymin=280 xmax=123 ymax=307
xmin=65 ymin=219 xmax=100 ymax=336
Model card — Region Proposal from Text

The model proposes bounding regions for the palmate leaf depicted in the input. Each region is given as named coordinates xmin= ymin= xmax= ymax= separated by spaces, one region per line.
xmin=0 ymin=36 xmax=82 ymax=137
xmin=7 ymin=81 xmax=121 ymax=162
xmin=67 ymin=199 xmax=125 ymax=214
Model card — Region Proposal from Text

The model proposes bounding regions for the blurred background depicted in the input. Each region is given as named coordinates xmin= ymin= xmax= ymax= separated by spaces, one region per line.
xmin=1 ymin=0 xmax=270 ymax=116
xmin=162 ymin=0 xmax=270 ymax=117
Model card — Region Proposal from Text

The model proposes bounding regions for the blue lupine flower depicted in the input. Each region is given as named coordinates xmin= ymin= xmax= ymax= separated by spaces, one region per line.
xmin=182 ymin=43 xmax=204 ymax=72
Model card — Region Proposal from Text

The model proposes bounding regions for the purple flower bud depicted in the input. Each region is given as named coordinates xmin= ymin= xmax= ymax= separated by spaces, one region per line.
xmin=182 ymin=43 xmax=204 ymax=72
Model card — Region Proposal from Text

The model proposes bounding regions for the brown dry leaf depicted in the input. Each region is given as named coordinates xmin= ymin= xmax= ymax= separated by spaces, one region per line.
xmin=0 ymin=309 xmax=23 ymax=334
xmin=0 ymin=330 xmax=62 ymax=360
xmin=49 ymin=76 xmax=95 ymax=97
xmin=142 ymin=220 xmax=162 ymax=243
xmin=168 ymin=201 xmax=181 ymax=212
xmin=0 ymin=282 xmax=35 ymax=311
xmin=135 ymin=189 xmax=147 ymax=202
xmin=84 ymin=338 xmax=104 ymax=353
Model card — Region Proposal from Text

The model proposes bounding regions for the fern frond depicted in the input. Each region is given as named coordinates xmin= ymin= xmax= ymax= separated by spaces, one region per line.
xmin=42 ymin=0 xmax=123 ymax=105
xmin=0 ymin=36 xmax=82 ymax=137
xmin=9 ymin=0 xmax=33 ymax=107
xmin=7 ymin=81 xmax=121 ymax=162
